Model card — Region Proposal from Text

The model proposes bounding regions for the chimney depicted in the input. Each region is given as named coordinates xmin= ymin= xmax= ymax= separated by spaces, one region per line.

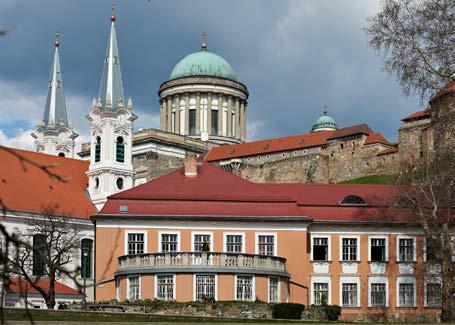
xmin=184 ymin=154 xmax=198 ymax=177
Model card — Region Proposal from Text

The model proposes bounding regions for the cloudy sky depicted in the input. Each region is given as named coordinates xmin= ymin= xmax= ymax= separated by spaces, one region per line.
xmin=0 ymin=0 xmax=422 ymax=152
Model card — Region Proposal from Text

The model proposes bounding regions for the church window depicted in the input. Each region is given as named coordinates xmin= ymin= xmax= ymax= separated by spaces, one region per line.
xmin=58 ymin=152 xmax=65 ymax=157
xmin=94 ymin=177 xmax=100 ymax=190
xmin=116 ymin=137 xmax=125 ymax=163
xmin=95 ymin=137 xmax=101 ymax=162
xmin=340 ymin=195 xmax=366 ymax=205
xmin=116 ymin=177 xmax=124 ymax=190
xmin=189 ymin=110 xmax=196 ymax=135
xmin=231 ymin=113 xmax=236 ymax=136
xmin=211 ymin=110 xmax=218 ymax=135
xmin=33 ymin=234 xmax=46 ymax=276
xmin=81 ymin=238 xmax=93 ymax=279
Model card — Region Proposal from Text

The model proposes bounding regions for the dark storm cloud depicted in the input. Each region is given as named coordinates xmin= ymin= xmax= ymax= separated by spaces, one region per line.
xmin=0 ymin=0 xmax=420 ymax=147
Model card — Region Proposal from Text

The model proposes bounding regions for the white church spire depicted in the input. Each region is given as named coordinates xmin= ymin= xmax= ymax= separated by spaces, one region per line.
xmin=98 ymin=5 xmax=125 ymax=109
xmin=32 ymin=33 xmax=78 ymax=157
xmin=87 ymin=7 xmax=136 ymax=210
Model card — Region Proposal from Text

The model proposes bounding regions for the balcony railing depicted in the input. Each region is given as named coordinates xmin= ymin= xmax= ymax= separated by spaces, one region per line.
xmin=117 ymin=252 xmax=288 ymax=277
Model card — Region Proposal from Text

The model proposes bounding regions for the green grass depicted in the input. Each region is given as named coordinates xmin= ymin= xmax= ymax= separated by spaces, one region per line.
xmin=340 ymin=175 xmax=395 ymax=184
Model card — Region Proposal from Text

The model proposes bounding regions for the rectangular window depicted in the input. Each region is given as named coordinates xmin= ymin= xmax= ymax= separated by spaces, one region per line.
xmin=236 ymin=276 xmax=253 ymax=301
xmin=370 ymin=238 xmax=386 ymax=262
xmin=189 ymin=110 xmax=196 ymax=135
xmin=127 ymin=233 xmax=144 ymax=255
xmin=226 ymin=235 xmax=243 ymax=253
xmin=426 ymin=283 xmax=442 ymax=307
xmin=128 ymin=276 xmax=140 ymax=301
xmin=194 ymin=234 xmax=211 ymax=252
xmin=211 ymin=110 xmax=218 ymax=134
xmin=399 ymin=283 xmax=414 ymax=307
xmin=81 ymin=238 xmax=93 ymax=279
xmin=342 ymin=283 xmax=358 ymax=307
xmin=161 ymin=234 xmax=178 ymax=253
xmin=156 ymin=275 xmax=174 ymax=301
xmin=399 ymin=238 xmax=414 ymax=261
xmin=269 ymin=277 xmax=279 ymax=303
xmin=426 ymin=237 xmax=438 ymax=262
xmin=370 ymin=283 xmax=386 ymax=307
xmin=195 ymin=275 xmax=215 ymax=300
xmin=313 ymin=283 xmax=328 ymax=305
xmin=342 ymin=238 xmax=357 ymax=261
xmin=313 ymin=237 xmax=328 ymax=261
xmin=258 ymin=235 xmax=275 ymax=256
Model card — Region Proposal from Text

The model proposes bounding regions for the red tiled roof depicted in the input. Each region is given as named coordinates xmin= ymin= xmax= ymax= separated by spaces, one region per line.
xmin=377 ymin=147 xmax=399 ymax=156
xmin=204 ymin=131 xmax=334 ymax=162
xmin=401 ymin=109 xmax=432 ymax=122
xmin=7 ymin=277 xmax=81 ymax=296
xmin=327 ymin=124 xmax=373 ymax=140
xmin=100 ymin=162 xmax=303 ymax=217
xmin=364 ymin=133 xmax=392 ymax=146
xmin=0 ymin=147 xmax=96 ymax=219
xmin=430 ymin=79 xmax=455 ymax=103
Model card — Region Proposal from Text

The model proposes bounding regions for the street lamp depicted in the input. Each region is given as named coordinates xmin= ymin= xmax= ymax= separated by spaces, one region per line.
xmin=82 ymin=248 xmax=89 ymax=310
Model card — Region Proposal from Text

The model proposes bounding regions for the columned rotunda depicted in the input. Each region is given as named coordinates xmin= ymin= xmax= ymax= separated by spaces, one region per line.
xmin=158 ymin=35 xmax=249 ymax=145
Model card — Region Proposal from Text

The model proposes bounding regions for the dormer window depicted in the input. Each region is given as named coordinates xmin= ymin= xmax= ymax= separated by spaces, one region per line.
xmin=116 ymin=136 xmax=125 ymax=163
xmin=340 ymin=195 xmax=366 ymax=205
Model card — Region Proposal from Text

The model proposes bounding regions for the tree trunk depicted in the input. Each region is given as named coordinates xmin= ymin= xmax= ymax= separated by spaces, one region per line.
xmin=46 ymin=274 xmax=56 ymax=310
xmin=440 ymin=225 xmax=454 ymax=321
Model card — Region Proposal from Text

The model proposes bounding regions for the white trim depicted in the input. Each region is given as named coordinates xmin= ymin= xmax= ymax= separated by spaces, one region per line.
xmin=396 ymin=235 xmax=417 ymax=262
xmin=154 ymin=274 xmax=176 ymax=301
xmin=124 ymin=230 xmax=148 ymax=255
xmin=310 ymin=275 xmax=331 ymax=305
xmin=127 ymin=275 xmax=141 ymax=301
xmin=368 ymin=235 xmax=389 ymax=262
xmin=339 ymin=276 xmax=360 ymax=307
xmin=223 ymin=232 xmax=245 ymax=253
xmin=255 ymin=232 xmax=278 ymax=256
xmin=310 ymin=234 xmax=331 ymax=261
xmin=268 ymin=276 xmax=280 ymax=303
xmin=234 ymin=274 xmax=255 ymax=301
xmin=191 ymin=231 xmax=214 ymax=252
xmin=193 ymin=274 xmax=218 ymax=301
xmin=339 ymin=235 xmax=360 ymax=262
xmin=368 ymin=276 xmax=388 ymax=307
xmin=158 ymin=231 xmax=181 ymax=253
xmin=396 ymin=276 xmax=417 ymax=307
xmin=97 ymin=220 xmax=309 ymax=231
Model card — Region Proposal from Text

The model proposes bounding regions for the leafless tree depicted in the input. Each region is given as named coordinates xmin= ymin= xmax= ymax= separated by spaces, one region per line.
xmin=4 ymin=204 xmax=83 ymax=310
xmin=394 ymin=149 xmax=455 ymax=321
xmin=365 ymin=0 xmax=454 ymax=100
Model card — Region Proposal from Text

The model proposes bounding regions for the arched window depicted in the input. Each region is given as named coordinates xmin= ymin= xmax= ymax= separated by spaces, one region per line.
xmin=95 ymin=137 xmax=101 ymax=163
xmin=58 ymin=152 xmax=65 ymax=157
xmin=116 ymin=137 xmax=125 ymax=163
xmin=33 ymin=234 xmax=46 ymax=276
xmin=81 ymin=238 xmax=93 ymax=279
xmin=340 ymin=195 xmax=366 ymax=205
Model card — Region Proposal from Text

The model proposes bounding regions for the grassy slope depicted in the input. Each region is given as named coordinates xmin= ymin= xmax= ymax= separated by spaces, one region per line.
xmin=340 ymin=175 xmax=395 ymax=184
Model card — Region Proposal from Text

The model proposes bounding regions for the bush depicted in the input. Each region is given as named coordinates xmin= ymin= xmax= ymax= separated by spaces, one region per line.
xmin=324 ymin=304 xmax=341 ymax=321
xmin=272 ymin=303 xmax=305 ymax=319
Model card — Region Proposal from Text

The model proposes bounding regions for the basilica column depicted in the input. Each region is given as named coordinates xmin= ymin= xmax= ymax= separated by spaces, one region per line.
xmin=174 ymin=95 xmax=180 ymax=134
xmin=166 ymin=97 xmax=172 ymax=132
xmin=184 ymin=93 xmax=189 ymax=135
xmin=218 ymin=94 xmax=223 ymax=136
xmin=195 ymin=92 xmax=201 ymax=134
xmin=242 ymin=101 xmax=247 ymax=139
xmin=235 ymin=98 xmax=240 ymax=139
xmin=207 ymin=93 xmax=212 ymax=136
xmin=227 ymin=96 xmax=232 ymax=137
xmin=240 ymin=100 xmax=245 ymax=140
xmin=160 ymin=100 xmax=165 ymax=130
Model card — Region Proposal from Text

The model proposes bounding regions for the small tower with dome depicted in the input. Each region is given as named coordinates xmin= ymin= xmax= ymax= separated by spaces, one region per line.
xmin=158 ymin=33 xmax=249 ymax=145
xmin=311 ymin=110 xmax=338 ymax=132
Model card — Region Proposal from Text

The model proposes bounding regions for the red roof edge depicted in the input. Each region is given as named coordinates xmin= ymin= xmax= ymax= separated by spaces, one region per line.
xmin=401 ymin=109 xmax=432 ymax=122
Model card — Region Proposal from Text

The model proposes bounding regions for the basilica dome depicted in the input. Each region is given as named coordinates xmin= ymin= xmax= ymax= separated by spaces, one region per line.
xmin=170 ymin=48 xmax=237 ymax=81
xmin=311 ymin=111 xmax=338 ymax=132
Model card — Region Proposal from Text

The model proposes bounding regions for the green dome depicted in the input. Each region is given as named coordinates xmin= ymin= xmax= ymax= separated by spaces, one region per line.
xmin=311 ymin=111 xmax=338 ymax=132
xmin=170 ymin=49 xmax=237 ymax=81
